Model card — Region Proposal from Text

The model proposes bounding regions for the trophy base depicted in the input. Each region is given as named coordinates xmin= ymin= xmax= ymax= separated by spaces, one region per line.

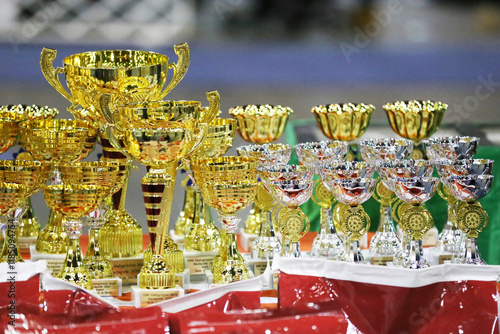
xmin=30 ymin=245 xmax=65 ymax=275
xmin=184 ymin=250 xmax=217 ymax=276
xmin=173 ymin=269 xmax=190 ymax=292
xmin=169 ymin=229 xmax=185 ymax=249
xmin=92 ymin=277 xmax=123 ymax=297
xmin=18 ymin=236 xmax=37 ymax=256
xmin=238 ymin=228 xmax=258 ymax=252
xmin=100 ymin=209 xmax=143 ymax=258
xmin=206 ymin=269 xmax=255 ymax=288
xmin=109 ymin=255 xmax=144 ymax=286
xmin=58 ymin=266 xmax=93 ymax=290
xmin=427 ymin=247 xmax=454 ymax=266
xmin=243 ymin=254 xmax=272 ymax=277
xmin=131 ymin=284 xmax=184 ymax=308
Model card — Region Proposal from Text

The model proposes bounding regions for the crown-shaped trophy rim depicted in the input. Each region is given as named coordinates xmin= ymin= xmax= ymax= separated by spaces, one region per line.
xmin=0 ymin=104 xmax=59 ymax=122
xmin=382 ymin=100 xmax=448 ymax=113
xmin=229 ymin=104 xmax=293 ymax=116
xmin=63 ymin=49 xmax=170 ymax=70
xmin=311 ymin=103 xmax=375 ymax=115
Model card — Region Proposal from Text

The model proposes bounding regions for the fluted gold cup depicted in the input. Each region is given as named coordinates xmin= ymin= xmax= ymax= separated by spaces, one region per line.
xmin=58 ymin=161 xmax=125 ymax=279
xmin=383 ymin=100 xmax=447 ymax=159
xmin=44 ymin=184 xmax=105 ymax=289
xmin=18 ymin=119 xmax=97 ymax=254
xmin=40 ymin=44 xmax=190 ymax=125
xmin=229 ymin=105 xmax=293 ymax=236
xmin=192 ymin=156 xmax=259 ymax=285
xmin=182 ymin=118 xmax=236 ymax=253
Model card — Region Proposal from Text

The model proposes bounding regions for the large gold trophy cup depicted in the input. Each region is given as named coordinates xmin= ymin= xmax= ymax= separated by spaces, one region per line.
xmin=101 ymin=92 xmax=218 ymax=289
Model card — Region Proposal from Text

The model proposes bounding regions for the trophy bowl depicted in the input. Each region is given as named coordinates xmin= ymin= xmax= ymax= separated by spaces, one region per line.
xmin=394 ymin=176 xmax=439 ymax=205
xmin=424 ymin=136 xmax=480 ymax=162
xmin=41 ymin=44 xmax=190 ymax=124
xmin=383 ymin=100 xmax=447 ymax=143
xmin=377 ymin=159 xmax=435 ymax=192
xmin=18 ymin=119 xmax=97 ymax=165
xmin=229 ymin=105 xmax=293 ymax=144
xmin=436 ymin=159 xmax=494 ymax=179
xmin=0 ymin=105 xmax=58 ymax=154
xmin=359 ymin=138 xmax=414 ymax=163
xmin=237 ymin=143 xmax=293 ymax=167
xmin=294 ymin=140 xmax=349 ymax=172
xmin=444 ymin=174 xmax=494 ymax=203
xmin=311 ymin=103 xmax=374 ymax=142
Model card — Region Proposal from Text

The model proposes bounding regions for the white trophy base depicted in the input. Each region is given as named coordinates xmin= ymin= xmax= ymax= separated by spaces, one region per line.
xmin=131 ymin=284 xmax=184 ymax=308
xmin=30 ymin=245 xmax=65 ymax=275
xmin=238 ymin=229 xmax=258 ymax=252
xmin=93 ymin=277 xmax=122 ymax=297
xmin=109 ymin=255 xmax=144 ymax=286
xmin=18 ymin=236 xmax=37 ymax=255
xmin=184 ymin=250 xmax=217 ymax=276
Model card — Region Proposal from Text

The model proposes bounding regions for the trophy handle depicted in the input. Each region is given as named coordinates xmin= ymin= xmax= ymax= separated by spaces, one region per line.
xmin=159 ymin=42 xmax=190 ymax=99
xmin=103 ymin=125 xmax=134 ymax=163
xmin=40 ymin=48 xmax=77 ymax=108
xmin=99 ymin=94 xmax=118 ymax=125
xmin=205 ymin=91 xmax=220 ymax=124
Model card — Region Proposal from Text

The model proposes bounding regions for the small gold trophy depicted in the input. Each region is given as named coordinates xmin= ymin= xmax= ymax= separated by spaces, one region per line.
xmin=58 ymin=161 xmax=126 ymax=294
xmin=192 ymin=157 xmax=259 ymax=285
xmin=383 ymin=100 xmax=447 ymax=159
xmin=18 ymin=119 xmax=97 ymax=260
xmin=0 ymin=161 xmax=49 ymax=262
xmin=44 ymin=184 xmax=106 ymax=289
xmin=312 ymin=103 xmax=375 ymax=160
xmin=229 ymin=105 xmax=293 ymax=238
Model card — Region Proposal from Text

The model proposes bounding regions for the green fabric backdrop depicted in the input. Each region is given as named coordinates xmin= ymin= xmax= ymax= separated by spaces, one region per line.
xmin=286 ymin=120 xmax=500 ymax=265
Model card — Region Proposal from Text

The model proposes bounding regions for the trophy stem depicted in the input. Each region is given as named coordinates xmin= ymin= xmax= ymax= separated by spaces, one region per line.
xmin=452 ymin=237 xmax=486 ymax=265
xmin=36 ymin=210 xmax=68 ymax=254
xmin=59 ymin=219 xmax=93 ymax=289
xmin=369 ymin=205 xmax=400 ymax=256
xmin=251 ymin=209 xmax=281 ymax=260
xmin=174 ymin=181 xmax=196 ymax=237
xmin=139 ymin=163 xmax=183 ymax=289
xmin=184 ymin=189 xmax=221 ymax=252
xmin=348 ymin=239 xmax=364 ymax=264
xmin=213 ymin=225 xmax=250 ymax=284
xmin=100 ymin=137 xmax=143 ymax=258
xmin=311 ymin=207 xmax=346 ymax=260
xmin=244 ymin=204 xmax=261 ymax=235
xmin=18 ymin=197 xmax=40 ymax=237
xmin=404 ymin=238 xmax=429 ymax=269
xmin=437 ymin=202 xmax=462 ymax=253
xmin=0 ymin=219 xmax=23 ymax=263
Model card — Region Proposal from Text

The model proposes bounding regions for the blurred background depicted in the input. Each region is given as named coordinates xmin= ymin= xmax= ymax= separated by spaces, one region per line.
xmin=1 ymin=0 xmax=500 ymax=233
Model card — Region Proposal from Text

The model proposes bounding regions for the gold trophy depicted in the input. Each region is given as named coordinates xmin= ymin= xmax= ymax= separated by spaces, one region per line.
xmin=57 ymin=162 xmax=125 ymax=288
xmin=40 ymin=44 xmax=190 ymax=125
xmin=0 ymin=183 xmax=28 ymax=263
xmin=383 ymin=100 xmax=447 ymax=159
xmin=0 ymin=160 xmax=49 ymax=262
xmin=18 ymin=119 xmax=97 ymax=258
xmin=312 ymin=103 xmax=375 ymax=160
xmin=192 ymin=156 xmax=259 ymax=284
xmin=44 ymin=184 xmax=105 ymax=289
xmin=101 ymin=94 xmax=216 ymax=292
xmin=40 ymin=44 xmax=191 ymax=262
xmin=229 ymin=105 xmax=293 ymax=239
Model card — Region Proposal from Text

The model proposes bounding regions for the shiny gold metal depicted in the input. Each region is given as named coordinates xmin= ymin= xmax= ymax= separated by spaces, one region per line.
xmin=18 ymin=119 xmax=98 ymax=255
xmin=229 ymin=105 xmax=292 ymax=144
xmin=58 ymin=161 xmax=126 ymax=279
xmin=0 ymin=160 xmax=49 ymax=262
xmin=0 ymin=183 xmax=29 ymax=263
xmin=183 ymin=118 xmax=236 ymax=252
xmin=0 ymin=104 xmax=58 ymax=154
xmin=312 ymin=103 xmax=374 ymax=142
xmin=192 ymin=156 xmax=258 ymax=284
xmin=99 ymin=134 xmax=143 ymax=258
xmin=44 ymin=184 xmax=105 ymax=289
xmin=383 ymin=100 xmax=447 ymax=158
xmin=40 ymin=44 xmax=190 ymax=125
xmin=174 ymin=180 xmax=195 ymax=237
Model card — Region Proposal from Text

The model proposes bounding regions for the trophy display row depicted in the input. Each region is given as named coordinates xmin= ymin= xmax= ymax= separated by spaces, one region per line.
xmin=0 ymin=42 xmax=494 ymax=306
